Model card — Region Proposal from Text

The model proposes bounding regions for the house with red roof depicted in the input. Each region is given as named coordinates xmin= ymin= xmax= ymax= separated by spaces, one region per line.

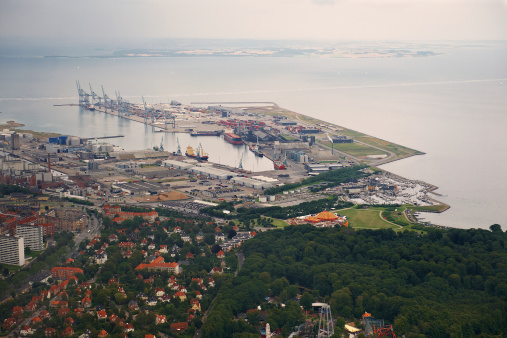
xmin=45 ymin=327 xmax=56 ymax=337
xmin=155 ymin=314 xmax=167 ymax=325
xmin=109 ymin=314 xmax=119 ymax=323
xmin=174 ymin=291 xmax=187 ymax=301
xmin=211 ymin=267 xmax=223 ymax=274
xmin=3 ymin=317 xmax=17 ymax=330
xmin=98 ymin=329 xmax=109 ymax=338
xmin=186 ymin=252 xmax=194 ymax=260
xmin=190 ymin=298 xmax=201 ymax=311
xmin=170 ymin=322 xmax=188 ymax=331
xmin=58 ymin=308 xmax=70 ymax=317
xmin=81 ymin=297 xmax=92 ymax=308
xmin=24 ymin=301 xmax=37 ymax=312
xmin=124 ymin=323 xmax=134 ymax=333
xmin=64 ymin=317 xmax=75 ymax=326
xmin=12 ymin=306 xmax=23 ymax=316
xmin=20 ymin=325 xmax=34 ymax=336
xmin=217 ymin=250 xmax=225 ymax=259
xmin=32 ymin=317 xmax=42 ymax=324
xmin=97 ymin=310 xmax=107 ymax=320
xmin=40 ymin=310 xmax=50 ymax=319
xmin=62 ymin=327 xmax=74 ymax=337
xmin=135 ymin=258 xmax=181 ymax=274
xmin=50 ymin=267 xmax=83 ymax=280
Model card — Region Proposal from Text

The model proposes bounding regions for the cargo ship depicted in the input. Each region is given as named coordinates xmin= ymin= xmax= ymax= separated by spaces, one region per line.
xmin=273 ymin=161 xmax=286 ymax=170
xmin=190 ymin=131 xmax=222 ymax=136
xmin=185 ymin=144 xmax=209 ymax=161
xmin=248 ymin=143 xmax=264 ymax=157
xmin=224 ymin=133 xmax=243 ymax=145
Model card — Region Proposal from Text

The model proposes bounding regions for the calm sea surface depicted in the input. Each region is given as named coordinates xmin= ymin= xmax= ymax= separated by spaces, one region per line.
xmin=0 ymin=42 xmax=506 ymax=229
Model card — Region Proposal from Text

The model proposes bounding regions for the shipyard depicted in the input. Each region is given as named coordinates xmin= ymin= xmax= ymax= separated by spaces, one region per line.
xmin=0 ymin=83 xmax=448 ymax=231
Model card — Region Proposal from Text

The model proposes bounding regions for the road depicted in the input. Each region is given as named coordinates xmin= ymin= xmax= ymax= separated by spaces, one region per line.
xmin=235 ymin=252 xmax=244 ymax=277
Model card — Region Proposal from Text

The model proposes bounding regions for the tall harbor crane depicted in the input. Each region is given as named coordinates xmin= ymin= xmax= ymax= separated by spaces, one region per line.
xmin=89 ymin=83 xmax=101 ymax=108
xmin=76 ymin=81 xmax=90 ymax=107
xmin=101 ymin=85 xmax=114 ymax=113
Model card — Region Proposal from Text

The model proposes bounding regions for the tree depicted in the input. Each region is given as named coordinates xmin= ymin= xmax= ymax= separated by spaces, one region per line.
xmin=300 ymin=291 xmax=314 ymax=311
xmin=2 ymin=267 xmax=9 ymax=277
xmin=211 ymin=244 xmax=222 ymax=254
xmin=228 ymin=229 xmax=237 ymax=239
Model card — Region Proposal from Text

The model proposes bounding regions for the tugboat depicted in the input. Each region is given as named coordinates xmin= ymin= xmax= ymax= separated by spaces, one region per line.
xmin=185 ymin=144 xmax=209 ymax=161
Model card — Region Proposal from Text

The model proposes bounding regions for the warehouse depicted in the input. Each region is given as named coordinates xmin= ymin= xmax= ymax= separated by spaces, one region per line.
xmin=162 ymin=159 xmax=194 ymax=170
xmin=188 ymin=166 xmax=236 ymax=180
xmin=231 ymin=177 xmax=273 ymax=189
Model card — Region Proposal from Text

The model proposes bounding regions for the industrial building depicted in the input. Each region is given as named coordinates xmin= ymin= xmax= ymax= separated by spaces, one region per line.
xmin=305 ymin=163 xmax=343 ymax=174
xmin=11 ymin=133 xmax=20 ymax=150
xmin=112 ymin=181 xmax=168 ymax=195
xmin=15 ymin=224 xmax=44 ymax=251
xmin=0 ymin=235 xmax=25 ymax=266
xmin=162 ymin=159 xmax=194 ymax=170
xmin=188 ymin=166 xmax=236 ymax=180
xmin=231 ymin=177 xmax=273 ymax=189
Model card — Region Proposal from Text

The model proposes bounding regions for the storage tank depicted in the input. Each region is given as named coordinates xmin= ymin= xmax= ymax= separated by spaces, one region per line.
xmin=68 ymin=137 xmax=81 ymax=146
xmin=58 ymin=135 xmax=68 ymax=144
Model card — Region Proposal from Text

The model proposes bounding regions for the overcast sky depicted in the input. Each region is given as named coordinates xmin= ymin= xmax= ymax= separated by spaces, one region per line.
xmin=1 ymin=0 xmax=506 ymax=43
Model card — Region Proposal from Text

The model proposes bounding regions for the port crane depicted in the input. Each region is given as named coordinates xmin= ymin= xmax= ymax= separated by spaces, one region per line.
xmin=76 ymin=81 xmax=90 ymax=107
xmin=142 ymin=96 xmax=155 ymax=124
xmin=89 ymin=83 xmax=101 ymax=108
xmin=101 ymin=85 xmax=114 ymax=113
xmin=176 ymin=138 xmax=182 ymax=156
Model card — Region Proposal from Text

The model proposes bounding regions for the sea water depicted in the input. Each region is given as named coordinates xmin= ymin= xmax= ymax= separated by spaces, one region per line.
xmin=0 ymin=41 xmax=506 ymax=229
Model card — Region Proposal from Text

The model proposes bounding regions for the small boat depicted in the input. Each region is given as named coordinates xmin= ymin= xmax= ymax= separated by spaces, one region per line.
xmin=87 ymin=105 xmax=95 ymax=111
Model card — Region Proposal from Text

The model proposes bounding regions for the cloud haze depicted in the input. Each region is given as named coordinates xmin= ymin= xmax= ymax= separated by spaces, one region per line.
xmin=0 ymin=0 xmax=506 ymax=42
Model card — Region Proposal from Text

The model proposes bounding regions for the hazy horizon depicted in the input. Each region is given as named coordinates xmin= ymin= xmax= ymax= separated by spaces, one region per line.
xmin=1 ymin=0 xmax=506 ymax=45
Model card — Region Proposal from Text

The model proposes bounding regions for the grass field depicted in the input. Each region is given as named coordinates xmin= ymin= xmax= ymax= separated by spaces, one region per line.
xmin=336 ymin=208 xmax=400 ymax=229
xmin=321 ymin=142 xmax=388 ymax=157
xmin=263 ymin=217 xmax=289 ymax=228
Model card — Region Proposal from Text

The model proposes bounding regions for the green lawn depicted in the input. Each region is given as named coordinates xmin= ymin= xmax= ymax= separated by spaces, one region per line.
xmin=263 ymin=217 xmax=289 ymax=228
xmin=321 ymin=141 xmax=388 ymax=157
xmin=336 ymin=208 xmax=399 ymax=229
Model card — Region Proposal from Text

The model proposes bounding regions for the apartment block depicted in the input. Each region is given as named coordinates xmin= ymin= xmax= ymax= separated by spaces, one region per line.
xmin=0 ymin=235 xmax=25 ymax=266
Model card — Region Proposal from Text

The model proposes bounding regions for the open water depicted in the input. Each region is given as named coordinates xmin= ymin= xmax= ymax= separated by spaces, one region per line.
xmin=0 ymin=41 xmax=506 ymax=229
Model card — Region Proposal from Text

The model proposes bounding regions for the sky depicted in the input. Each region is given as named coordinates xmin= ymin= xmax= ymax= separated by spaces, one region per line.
xmin=0 ymin=0 xmax=506 ymax=43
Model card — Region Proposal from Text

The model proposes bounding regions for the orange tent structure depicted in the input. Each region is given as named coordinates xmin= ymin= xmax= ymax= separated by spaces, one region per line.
xmin=315 ymin=211 xmax=339 ymax=221
xmin=304 ymin=216 xmax=321 ymax=223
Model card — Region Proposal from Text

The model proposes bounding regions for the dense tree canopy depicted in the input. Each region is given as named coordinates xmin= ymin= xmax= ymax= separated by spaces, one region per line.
xmin=204 ymin=225 xmax=507 ymax=337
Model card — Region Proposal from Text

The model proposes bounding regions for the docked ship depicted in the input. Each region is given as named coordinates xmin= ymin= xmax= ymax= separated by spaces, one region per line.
xmin=273 ymin=161 xmax=286 ymax=170
xmin=87 ymin=105 xmax=95 ymax=111
xmin=224 ymin=133 xmax=243 ymax=145
xmin=190 ymin=130 xmax=222 ymax=136
xmin=185 ymin=144 xmax=209 ymax=161
xmin=248 ymin=139 xmax=264 ymax=157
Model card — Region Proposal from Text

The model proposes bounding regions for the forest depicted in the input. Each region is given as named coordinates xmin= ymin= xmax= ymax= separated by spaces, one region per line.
xmin=203 ymin=224 xmax=507 ymax=337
